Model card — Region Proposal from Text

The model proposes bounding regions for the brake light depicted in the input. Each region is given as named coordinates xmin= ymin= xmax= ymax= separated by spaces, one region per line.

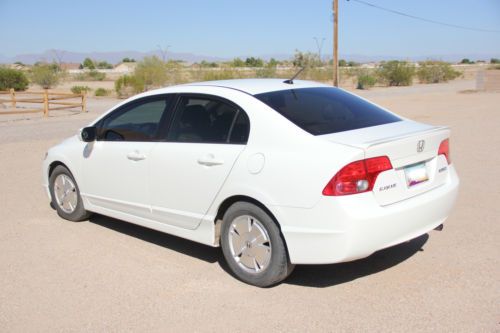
xmin=322 ymin=156 xmax=393 ymax=196
xmin=438 ymin=139 xmax=451 ymax=164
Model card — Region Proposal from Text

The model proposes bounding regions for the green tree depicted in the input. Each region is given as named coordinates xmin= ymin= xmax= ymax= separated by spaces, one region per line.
xmin=267 ymin=58 xmax=279 ymax=67
xmin=377 ymin=61 xmax=415 ymax=86
xmin=82 ymin=58 xmax=95 ymax=69
xmin=122 ymin=57 xmax=136 ymax=63
xmin=491 ymin=58 xmax=500 ymax=64
xmin=31 ymin=63 xmax=62 ymax=89
xmin=0 ymin=67 xmax=29 ymax=91
xmin=338 ymin=59 xmax=347 ymax=67
xmin=96 ymin=61 xmax=113 ymax=69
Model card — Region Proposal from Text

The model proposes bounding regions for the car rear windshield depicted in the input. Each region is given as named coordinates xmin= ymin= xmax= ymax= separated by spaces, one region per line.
xmin=254 ymin=87 xmax=401 ymax=135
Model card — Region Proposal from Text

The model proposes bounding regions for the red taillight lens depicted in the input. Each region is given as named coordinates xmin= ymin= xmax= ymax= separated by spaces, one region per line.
xmin=438 ymin=139 xmax=451 ymax=164
xmin=322 ymin=156 xmax=393 ymax=196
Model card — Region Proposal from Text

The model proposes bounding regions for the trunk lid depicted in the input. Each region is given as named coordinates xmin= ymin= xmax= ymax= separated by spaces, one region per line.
xmin=320 ymin=120 xmax=451 ymax=206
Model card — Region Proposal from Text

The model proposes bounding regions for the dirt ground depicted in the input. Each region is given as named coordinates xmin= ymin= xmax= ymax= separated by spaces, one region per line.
xmin=0 ymin=79 xmax=498 ymax=332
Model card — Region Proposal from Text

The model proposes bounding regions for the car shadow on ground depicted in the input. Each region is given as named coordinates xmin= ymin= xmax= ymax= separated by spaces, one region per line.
xmin=89 ymin=214 xmax=429 ymax=288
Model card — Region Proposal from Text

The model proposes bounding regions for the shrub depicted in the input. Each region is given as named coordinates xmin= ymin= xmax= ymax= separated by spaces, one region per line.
xmin=74 ymin=70 xmax=106 ymax=81
xmin=70 ymin=85 xmax=91 ymax=94
xmin=96 ymin=61 xmax=113 ymax=69
xmin=378 ymin=61 xmax=415 ymax=86
xmin=133 ymin=56 xmax=168 ymax=90
xmin=491 ymin=58 xmax=500 ymax=64
xmin=255 ymin=66 xmax=277 ymax=78
xmin=94 ymin=88 xmax=110 ymax=96
xmin=357 ymin=73 xmax=377 ymax=89
xmin=245 ymin=57 xmax=264 ymax=67
xmin=417 ymin=61 xmax=461 ymax=83
xmin=82 ymin=58 xmax=95 ymax=69
xmin=460 ymin=58 xmax=474 ymax=64
xmin=293 ymin=50 xmax=322 ymax=68
xmin=31 ymin=63 xmax=61 ymax=89
xmin=115 ymin=75 xmax=143 ymax=97
xmin=203 ymin=69 xmax=240 ymax=81
xmin=0 ymin=67 xmax=29 ymax=91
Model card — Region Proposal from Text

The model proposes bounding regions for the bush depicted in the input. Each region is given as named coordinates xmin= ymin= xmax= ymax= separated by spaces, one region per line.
xmin=0 ymin=67 xmax=29 ymax=91
xmin=491 ymin=58 xmax=500 ymax=64
xmin=417 ymin=61 xmax=461 ymax=83
xmin=293 ymin=50 xmax=322 ymax=68
xmin=357 ymin=73 xmax=377 ymax=89
xmin=460 ymin=58 xmax=474 ymax=64
xmin=70 ymin=85 xmax=91 ymax=94
xmin=115 ymin=75 xmax=143 ymax=97
xmin=74 ymin=70 xmax=106 ymax=81
xmin=94 ymin=88 xmax=110 ymax=96
xmin=31 ymin=63 xmax=61 ymax=89
xmin=133 ymin=56 xmax=168 ymax=90
xmin=203 ymin=69 xmax=240 ymax=81
xmin=255 ymin=66 xmax=277 ymax=78
xmin=378 ymin=61 xmax=415 ymax=86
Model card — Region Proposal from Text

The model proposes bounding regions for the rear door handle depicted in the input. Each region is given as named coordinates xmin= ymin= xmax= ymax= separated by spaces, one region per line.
xmin=197 ymin=154 xmax=224 ymax=166
xmin=127 ymin=151 xmax=146 ymax=161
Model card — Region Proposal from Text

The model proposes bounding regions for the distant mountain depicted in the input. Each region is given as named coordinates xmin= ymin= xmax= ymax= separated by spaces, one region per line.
xmin=0 ymin=49 xmax=497 ymax=65
xmin=0 ymin=49 xmax=226 ymax=65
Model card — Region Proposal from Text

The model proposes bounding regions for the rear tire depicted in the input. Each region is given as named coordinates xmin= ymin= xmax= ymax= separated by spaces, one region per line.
xmin=220 ymin=202 xmax=295 ymax=287
xmin=49 ymin=165 xmax=91 ymax=222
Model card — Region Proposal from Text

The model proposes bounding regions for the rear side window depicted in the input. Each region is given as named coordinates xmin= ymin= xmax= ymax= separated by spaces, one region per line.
xmin=167 ymin=95 xmax=249 ymax=144
xmin=254 ymin=87 xmax=401 ymax=135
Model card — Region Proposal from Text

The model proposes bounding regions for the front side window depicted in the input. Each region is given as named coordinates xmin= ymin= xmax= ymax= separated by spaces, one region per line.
xmin=98 ymin=96 xmax=173 ymax=141
xmin=167 ymin=95 xmax=249 ymax=144
xmin=255 ymin=87 xmax=401 ymax=135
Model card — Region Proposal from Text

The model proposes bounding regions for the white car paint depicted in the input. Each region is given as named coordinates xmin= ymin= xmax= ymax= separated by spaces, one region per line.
xmin=42 ymin=79 xmax=459 ymax=265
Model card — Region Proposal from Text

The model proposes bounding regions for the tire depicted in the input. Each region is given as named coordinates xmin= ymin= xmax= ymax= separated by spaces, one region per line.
xmin=49 ymin=165 xmax=91 ymax=222
xmin=220 ymin=202 xmax=295 ymax=287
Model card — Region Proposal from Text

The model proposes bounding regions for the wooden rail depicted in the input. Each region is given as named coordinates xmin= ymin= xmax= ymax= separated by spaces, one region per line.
xmin=0 ymin=89 xmax=87 ymax=117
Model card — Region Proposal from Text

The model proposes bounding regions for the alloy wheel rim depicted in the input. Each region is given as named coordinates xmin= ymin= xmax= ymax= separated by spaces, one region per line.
xmin=228 ymin=215 xmax=272 ymax=273
xmin=54 ymin=174 xmax=78 ymax=214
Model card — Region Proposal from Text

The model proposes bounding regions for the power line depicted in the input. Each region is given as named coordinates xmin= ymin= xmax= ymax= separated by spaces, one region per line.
xmin=348 ymin=0 xmax=500 ymax=33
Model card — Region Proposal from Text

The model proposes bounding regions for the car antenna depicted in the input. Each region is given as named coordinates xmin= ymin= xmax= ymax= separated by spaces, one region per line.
xmin=283 ymin=67 xmax=305 ymax=85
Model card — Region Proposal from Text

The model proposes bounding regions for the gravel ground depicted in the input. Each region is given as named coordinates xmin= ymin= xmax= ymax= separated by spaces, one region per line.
xmin=0 ymin=79 xmax=498 ymax=332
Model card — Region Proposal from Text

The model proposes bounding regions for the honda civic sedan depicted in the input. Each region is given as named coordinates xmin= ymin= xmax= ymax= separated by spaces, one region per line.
xmin=42 ymin=79 xmax=459 ymax=287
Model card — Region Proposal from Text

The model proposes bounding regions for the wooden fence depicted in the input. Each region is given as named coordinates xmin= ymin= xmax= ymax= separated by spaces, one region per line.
xmin=0 ymin=89 xmax=87 ymax=117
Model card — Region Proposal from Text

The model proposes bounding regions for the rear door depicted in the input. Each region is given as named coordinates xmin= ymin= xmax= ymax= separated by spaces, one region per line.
xmin=148 ymin=94 xmax=250 ymax=229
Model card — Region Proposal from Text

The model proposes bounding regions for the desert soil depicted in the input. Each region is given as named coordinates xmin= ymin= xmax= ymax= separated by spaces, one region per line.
xmin=0 ymin=79 xmax=498 ymax=332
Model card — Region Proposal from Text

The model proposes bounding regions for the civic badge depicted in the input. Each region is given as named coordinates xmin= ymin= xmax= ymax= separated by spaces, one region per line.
xmin=417 ymin=140 xmax=425 ymax=153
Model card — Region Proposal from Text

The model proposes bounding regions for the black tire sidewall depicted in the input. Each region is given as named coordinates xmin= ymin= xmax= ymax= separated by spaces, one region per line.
xmin=49 ymin=165 xmax=89 ymax=222
xmin=221 ymin=202 xmax=292 ymax=287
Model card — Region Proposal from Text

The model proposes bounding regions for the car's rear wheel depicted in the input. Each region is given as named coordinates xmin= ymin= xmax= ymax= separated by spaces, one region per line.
xmin=221 ymin=202 xmax=294 ymax=287
xmin=49 ymin=165 xmax=91 ymax=222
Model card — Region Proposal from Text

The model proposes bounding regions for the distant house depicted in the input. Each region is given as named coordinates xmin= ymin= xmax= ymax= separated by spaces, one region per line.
xmin=114 ymin=62 xmax=137 ymax=74
xmin=60 ymin=63 xmax=81 ymax=71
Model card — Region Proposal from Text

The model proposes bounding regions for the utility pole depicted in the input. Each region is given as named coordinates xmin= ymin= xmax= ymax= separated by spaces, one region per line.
xmin=157 ymin=44 xmax=171 ymax=62
xmin=333 ymin=0 xmax=339 ymax=87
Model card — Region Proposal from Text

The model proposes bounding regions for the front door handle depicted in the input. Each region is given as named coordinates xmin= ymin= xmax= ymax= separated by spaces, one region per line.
xmin=197 ymin=154 xmax=224 ymax=166
xmin=127 ymin=151 xmax=146 ymax=161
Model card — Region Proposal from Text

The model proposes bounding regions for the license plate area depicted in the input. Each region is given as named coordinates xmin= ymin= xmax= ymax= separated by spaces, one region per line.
xmin=404 ymin=162 xmax=429 ymax=187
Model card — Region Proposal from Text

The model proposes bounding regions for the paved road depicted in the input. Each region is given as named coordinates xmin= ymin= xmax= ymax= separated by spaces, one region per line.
xmin=0 ymin=80 xmax=498 ymax=332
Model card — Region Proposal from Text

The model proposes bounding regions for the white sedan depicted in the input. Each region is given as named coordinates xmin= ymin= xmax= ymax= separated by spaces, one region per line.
xmin=42 ymin=79 xmax=459 ymax=287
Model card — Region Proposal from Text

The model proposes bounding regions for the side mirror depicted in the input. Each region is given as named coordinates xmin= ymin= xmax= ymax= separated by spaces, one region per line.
xmin=80 ymin=126 xmax=96 ymax=142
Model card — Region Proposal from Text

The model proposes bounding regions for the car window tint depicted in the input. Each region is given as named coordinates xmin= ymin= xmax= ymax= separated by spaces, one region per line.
xmin=100 ymin=98 xmax=171 ymax=141
xmin=229 ymin=111 xmax=250 ymax=144
xmin=168 ymin=96 xmax=245 ymax=143
xmin=254 ymin=87 xmax=401 ymax=135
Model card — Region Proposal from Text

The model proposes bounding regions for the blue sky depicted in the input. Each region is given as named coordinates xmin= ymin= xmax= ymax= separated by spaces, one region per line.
xmin=0 ymin=0 xmax=499 ymax=58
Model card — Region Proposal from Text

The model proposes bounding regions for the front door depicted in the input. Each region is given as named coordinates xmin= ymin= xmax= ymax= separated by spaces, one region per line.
xmin=82 ymin=95 xmax=175 ymax=219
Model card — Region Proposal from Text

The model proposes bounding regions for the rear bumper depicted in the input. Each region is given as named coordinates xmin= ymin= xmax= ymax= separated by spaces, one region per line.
xmin=277 ymin=165 xmax=459 ymax=264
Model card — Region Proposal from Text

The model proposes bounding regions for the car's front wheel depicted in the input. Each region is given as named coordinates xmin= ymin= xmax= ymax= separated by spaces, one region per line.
xmin=49 ymin=165 xmax=91 ymax=222
xmin=221 ymin=202 xmax=294 ymax=287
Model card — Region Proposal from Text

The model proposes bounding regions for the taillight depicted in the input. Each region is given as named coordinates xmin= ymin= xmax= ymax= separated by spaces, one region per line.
xmin=322 ymin=156 xmax=392 ymax=196
xmin=438 ymin=139 xmax=451 ymax=164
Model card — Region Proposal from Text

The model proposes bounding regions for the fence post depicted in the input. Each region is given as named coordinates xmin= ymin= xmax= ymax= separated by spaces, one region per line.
xmin=10 ymin=88 xmax=16 ymax=108
xmin=43 ymin=89 xmax=49 ymax=117
xmin=82 ymin=91 xmax=87 ymax=113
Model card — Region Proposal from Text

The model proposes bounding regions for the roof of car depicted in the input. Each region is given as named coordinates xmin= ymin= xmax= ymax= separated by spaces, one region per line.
xmin=181 ymin=78 xmax=330 ymax=95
